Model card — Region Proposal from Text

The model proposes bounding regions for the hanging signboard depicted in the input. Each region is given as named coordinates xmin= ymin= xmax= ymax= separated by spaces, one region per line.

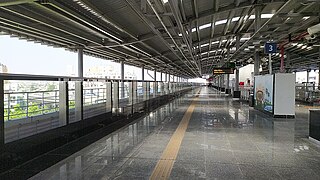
xmin=264 ymin=42 xmax=277 ymax=54
xmin=213 ymin=68 xmax=234 ymax=74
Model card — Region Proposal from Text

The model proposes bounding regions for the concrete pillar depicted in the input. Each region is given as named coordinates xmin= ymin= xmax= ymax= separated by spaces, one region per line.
xmin=307 ymin=69 xmax=310 ymax=83
xmin=120 ymin=60 xmax=125 ymax=99
xmin=254 ymin=5 xmax=262 ymax=76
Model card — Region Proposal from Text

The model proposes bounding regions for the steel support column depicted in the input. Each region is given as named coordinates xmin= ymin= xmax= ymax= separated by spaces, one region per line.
xmin=319 ymin=48 xmax=320 ymax=88
xmin=142 ymin=65 xmax=145 ymax=81
xmin=75 ymin=49 xmax=83 ymax=121
xmin=78 ymin=48 xmax=83 ymax=78
xmin=106 ymin=82 xmax=112 ymax=112
xmin=120 ymin=60 xmax=125 ymax=99
xmin=235 ymin=36 xmax=240 ymax=91
xmin=75 ymin=81 xmax=83 ymax=121
xmin=112 ymin=81 xmax=119 ymax=114
xmin=0 ymin=78 xmax=4 ymax=147
xmin=143 ymin=81 xmax=150 ymax=100
xmin=235 ymin=67 xmax=240 ymax=90
xmin=129 ymin=81 xmax=137 ymax=105
xmin=59 ymin=81 xmax=69 ymax=126
xmin=153 ymin=69 xmax=157 ymax=97
xmin=254 ymin=5 xmax=262 ymax=76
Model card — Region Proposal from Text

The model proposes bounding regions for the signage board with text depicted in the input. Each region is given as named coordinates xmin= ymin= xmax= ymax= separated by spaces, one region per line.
xmin=213 ymin=68 xmax=234 ymax=74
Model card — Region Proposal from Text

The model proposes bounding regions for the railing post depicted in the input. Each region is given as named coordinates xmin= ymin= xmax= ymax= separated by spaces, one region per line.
xmin=59 ymin=80 xmax=69 ymax=126
xmin=75 ymin=81 xmax=83 ymax=121
xmin=0 ymin=78 xmax=4 ymax=147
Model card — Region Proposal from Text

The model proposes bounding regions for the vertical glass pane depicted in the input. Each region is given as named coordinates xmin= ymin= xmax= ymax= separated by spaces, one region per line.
xmin=4 ymin=80 xmax=59 ymax=143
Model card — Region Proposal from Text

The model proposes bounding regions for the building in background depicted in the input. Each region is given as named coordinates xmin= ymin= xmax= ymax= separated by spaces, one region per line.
xmin=0 ymin=62 xmax=8 ymax=73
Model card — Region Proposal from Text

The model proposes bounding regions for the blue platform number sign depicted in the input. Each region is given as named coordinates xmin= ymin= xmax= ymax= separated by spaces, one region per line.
xmin=264 ymin=43 xmax=277 ymax=54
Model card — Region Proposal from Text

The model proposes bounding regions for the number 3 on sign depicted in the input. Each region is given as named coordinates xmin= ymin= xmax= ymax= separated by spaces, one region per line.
xmin=265 ymin=43 xmax=276 ymax=54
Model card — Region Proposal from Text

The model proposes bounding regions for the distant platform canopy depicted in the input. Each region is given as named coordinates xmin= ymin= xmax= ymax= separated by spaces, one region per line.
xmin=0 ymin=0 xmax=319 ymax=77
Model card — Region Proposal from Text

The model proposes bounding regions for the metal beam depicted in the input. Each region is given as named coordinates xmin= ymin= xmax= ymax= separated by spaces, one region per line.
xmin=0 ymin=0 xmax=35 ymax=6
xmin=187 ymin=0 xmax=285 ymax=23
xmin=124 ymin=0 xmax=196 ymax=77
xmin=144 ymin=0 xmax=199 ymax=76
xmin=168 ymin=0 xmax=198 ymax=74
xmin=227 ymin=0 xmax=294 ymax=62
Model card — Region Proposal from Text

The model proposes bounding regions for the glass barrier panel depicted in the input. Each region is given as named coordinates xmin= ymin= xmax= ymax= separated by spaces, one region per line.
xmin=83 ymin=81 xmax=107 ymax=119
xmin=4 ymin=80 xmax=59 ymax=143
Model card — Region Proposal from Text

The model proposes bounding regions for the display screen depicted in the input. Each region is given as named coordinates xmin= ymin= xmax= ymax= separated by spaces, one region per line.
xmin=213 ymin=68 xmax=234 ymax=74
xmin=254 ymin=75 xmax=274 ymax=113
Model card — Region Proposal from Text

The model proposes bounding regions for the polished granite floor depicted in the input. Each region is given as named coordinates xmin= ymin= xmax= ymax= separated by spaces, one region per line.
xmin=30 ymin=87 xmax=320 ymax=180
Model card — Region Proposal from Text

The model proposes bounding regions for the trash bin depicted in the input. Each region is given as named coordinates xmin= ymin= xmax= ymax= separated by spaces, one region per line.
xmin=249 ymin=94 xmax=254 ymax=107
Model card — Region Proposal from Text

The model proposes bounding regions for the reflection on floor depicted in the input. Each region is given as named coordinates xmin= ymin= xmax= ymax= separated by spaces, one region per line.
xmin=30 ymin=87 xmax=320 ymax=180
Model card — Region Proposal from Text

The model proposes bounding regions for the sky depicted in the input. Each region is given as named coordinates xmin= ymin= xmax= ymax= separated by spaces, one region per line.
xmin=0 ymin=35 xmax=128 ymax=77
xmin=0 ymin=35 xmax=199 ymax=82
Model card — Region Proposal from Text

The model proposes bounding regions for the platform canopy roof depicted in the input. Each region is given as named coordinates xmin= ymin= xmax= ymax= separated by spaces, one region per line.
xmin=0 ymin=0 xmax=319 ymax=77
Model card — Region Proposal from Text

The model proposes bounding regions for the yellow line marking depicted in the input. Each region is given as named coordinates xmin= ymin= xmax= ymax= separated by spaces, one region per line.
xmin=150 ymin=90 xmax=200 ymax=180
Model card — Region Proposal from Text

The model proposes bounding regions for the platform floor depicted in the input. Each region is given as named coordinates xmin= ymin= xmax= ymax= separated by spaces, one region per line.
xmin=30 ymin=87 xmax=320 ymax=180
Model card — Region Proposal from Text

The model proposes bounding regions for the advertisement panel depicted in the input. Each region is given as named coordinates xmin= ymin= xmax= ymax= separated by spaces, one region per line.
xmin=254 ymin=75 xmax=274 ymax=113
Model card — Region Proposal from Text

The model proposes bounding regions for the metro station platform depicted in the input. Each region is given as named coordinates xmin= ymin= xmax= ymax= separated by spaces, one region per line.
xmin=21 ymin=87 xmax=320 ymax=180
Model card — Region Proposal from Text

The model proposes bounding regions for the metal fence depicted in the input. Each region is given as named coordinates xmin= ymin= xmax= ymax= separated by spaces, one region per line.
xmin=4 ymin=90 xmax=59 ymax=121
xmin=3 ymin=86 xmax=131 ymax=121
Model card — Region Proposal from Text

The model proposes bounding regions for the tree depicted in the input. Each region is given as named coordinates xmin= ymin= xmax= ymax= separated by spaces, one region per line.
xmin=28 ymin=102 xmax=41 ymax=117
xmin=9 ymin=104 xmax=26 ymax=120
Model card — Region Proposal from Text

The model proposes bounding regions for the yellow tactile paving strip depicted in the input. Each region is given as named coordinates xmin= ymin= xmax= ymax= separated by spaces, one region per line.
xmin=149 ymin=90 xmax=201 ymax=180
